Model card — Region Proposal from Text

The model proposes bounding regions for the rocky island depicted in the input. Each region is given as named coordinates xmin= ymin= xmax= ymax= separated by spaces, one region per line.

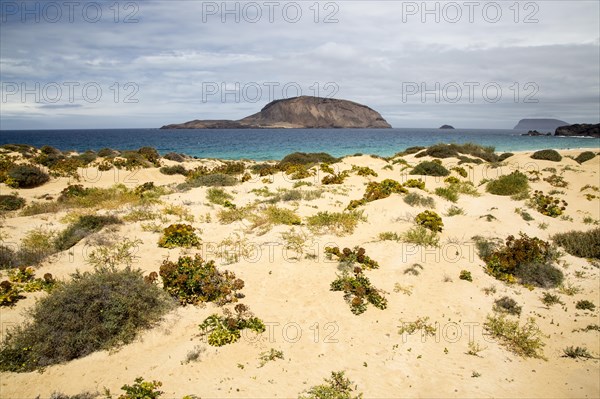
xmin=439 ymin=125 xmax=454 ymax=129
xmin=160 ymin=96 xmax=391 ymax=129
xmin=555 ymin=123 xmax=600 ymax=138
xmin=513 ymin=118 xmax=569 ymax=132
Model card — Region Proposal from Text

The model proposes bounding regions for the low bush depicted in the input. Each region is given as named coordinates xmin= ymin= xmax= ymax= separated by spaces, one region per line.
xmin=575 ymin=300 xmax=596 ymax=311
xmin=445 ymin=205 xmax=465 ymax=216
xmin=552 ymin=228 xmax=600 ymax=259
xmin=118 ymin=377 xmax=164 ymax=399
xmin=459 ymin=270 xmax=473 ymax=282
xmin=97 ymin=148 xmax=118 ymax=157
xmin=206 ymin=187 xmax=234 ymax=206
xmin=330 ymin=267 xmax=387 ymax=315
xmin=494 ymin=296 xmax=522 ymax=316
xmin=299 ymin=371 xmax=362 ymax=399
xmin=0 ymin=265 xmax=173 ymax=372
xmin=280 ymin=152 xmax=338 ymax=165
xmin=403 ymin=178 xmax=425 ymax=189
xmin=403 ymin=192 xmax=435 ymax=207
xmin=199 ymin=304 xmax=265 ymax=346
xmin=180 ymin=173 xmax=238 ymax=189
xmin=351 ymin=165 xmax=377 ymax=177
xmin=540 ymin=292 xmax=564 ymax=307
xmin=410 ymin=161 xmax=450 ymax=176
xmin=575 ymin=151 xmax=596 ymax=164
xmin=137 ymin=147 xmax=161 ymax=166
xmin=529 ymin=190 xmax=567 ymax=217
xmin=325 ymin=246 xmax=379 ymax=270
xmin=486 ymin=171 xmax=529 ymax=196
xmin=7 ymin=164 xmax=49 ymax=188
xmin=157 ymin=223 xmax=200 ymax=248
xmin=159 ymin=254 xmax=244 ymax=305
xmin=321 ymin=171 xmax=348 ymax=185
xmin=531 ymin=149 xmax=562 ymax=162
xmin=415 ymin=210 xmax=443 ymax=232
xmin=54 ymin=215 xmax=121 ymax=251
xmin=401 ymin=226 xmax=440 ymax=247
xmin=159 ymin=164 xmax=188 ymax=176
xmin=434 ymin=187 xmax=459 ymax=203
xmin=306 ymin=210 xmax=364 ymax=236
xmin=163 ymin=152 xmax=186 ymax=162
xmin=347 ymin=179 xmax=407 ymax=210
xmin=0 ymin=194 xmax=25 ymax=211
xmin=498 ymin=153 xmax=514 ymax=161
xmin=484 ymin=314 xmax=546 ymax=359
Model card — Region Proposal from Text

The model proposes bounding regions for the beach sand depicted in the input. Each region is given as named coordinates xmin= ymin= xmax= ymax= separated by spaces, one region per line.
xmin=0 ymin=148 xmax=599 ymax=398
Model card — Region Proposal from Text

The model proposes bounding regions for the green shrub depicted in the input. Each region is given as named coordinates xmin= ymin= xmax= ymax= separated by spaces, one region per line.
xmin=163 ymin=152 xmax=186 ymax=162
xmin=7 ymin=164 xmax=50 ymax=188
xmin=562 ymin=346 xmax=594 ymax=359
xmin=199 ymin=304 xmax=265 ymax=346
xmin=137 ymin=147 xmax=161 ymax=165
xmin=403 ymin=192 xmax=435 ymax=207
xmin=97 ymin=148 xmax=118 ymax=157
xmin=159 ymin=164 xmax=188 ymax=176
xmin=299 ymin=371 xmax=362 ymax=399
xmin=415 ymin=210 xmax=443 ymax=232
xmin=401 ymin=226 xmax=439 ymax=247
xmin=459 ymin=270 xmax=473 ymax=282
xmin=552 ymin=228 xmax=600 ymax=259
xmin=306 ymin=211 xmax=364 ymax=236
xmin=322 ymin=171 xmax=348 ymax=185
xmin=0 ymin=194 xmax=25 ymax=211
xmin=531 ymin=149 xmax=562 ymax=162
xmin=325 ymin=246 xmax=379 ymax=270
xmin=410 ymin=161 xmax=450 ymax=176
xmin=403 ymin=178 xmax=425 ymax=189
xmin=0 ymin=265 xmax=173 ymax=372
xmin=575 ymin=151 xmax=596 ymax=164
xmin=159 ymin=254 xmax=244 ymax=305
xmin=434 ymin=187 xmax=459 ymax=203
xmin=494 ymin=296 xmax=521 ymax=316
xmin=529 ymin=190 xmax=567 ymax=217
xmin=157 ymin=223 xmax=200 ymax=248
xmin=479 ymin=233 xmax=562 ymax=287
xmin=364 ymin=179 xmax=407 ymax=201
xmin=486 ymin=171 xmax=529 ymax=196
xmin=206 ymin=187 xmax=234 ymax=206
xmin=119 ymin=377 xmax=163 ymax=399
xmin=180 ymin=173 xmax=238 ymax=190
xmin=330 ymin=267 xmax=387 ymax=315
xmin=55 ymin=215 xmax=121 ymax=251
xmin=280 ymin=152 xmax=337 ymax=165
xmin=575 ymin=300 xmax=596 ymax=311
xmin=351 ymin=165 xmax=377 ymax=177
xmin=484 ymin=314 xmax=546 ymax=359
xmin=498 ymin=153 xmax=514 ymax=161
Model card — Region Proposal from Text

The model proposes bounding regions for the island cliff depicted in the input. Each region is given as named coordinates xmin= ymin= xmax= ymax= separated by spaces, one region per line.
xmin=160 ymin=96 xmax=391 ymax=129
xmin=555 ymin=123 xmax=600 ymax=138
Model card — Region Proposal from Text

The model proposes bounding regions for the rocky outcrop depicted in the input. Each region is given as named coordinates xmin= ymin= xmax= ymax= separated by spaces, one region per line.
xmin=522 ymin=130 xmax=551 ymax=136
xmin=555 ymin=123 xmax=600 ymax=138
xmin=160 ymin=96 xmax=391 ymax=129
xmin=439 ymin=125 xmax=454 ymax=129
xmin=513 ymin=118 xmax=568 ymax=132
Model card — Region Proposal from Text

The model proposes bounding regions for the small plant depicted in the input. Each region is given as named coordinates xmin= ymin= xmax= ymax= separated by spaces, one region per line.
xmin=322 ymin=171 xmax=348 ymax=185
xmin=299 ymin=371 xmax=363 ymax=399
xmin=351 ymin=165 xmax=377 ymax=177
xmin=159 ymin=164 xmax=188 ymax=176
xmin=515 ymin=207 xmax=534 ymax=221
xmin=306 ymin=210 xmax=364 ymax=236
xmin=378 ymin=231 xmax=401 ymax=242
xmin=559 ymin=282 xmax=582 ymax=296
xmin=486 ymin=171 xmax=529 ymax=196
xmin=401 ymin=226 xmax=440 ymax=247
xmin=493 ymin=296 xmax=522 ymax=316
xmin=347 ymin=179 xmax=407 ymax=209
xmin=393 ymin=283 xmax=413 ymax=295
xmin=0 ymin=194 xmax=25 ymax=211
xmin=445 ymin=205 xmax=464 ymax=216
xmin=86 ymin=237 xmax=142 ymax=269
xmin=482 ymin=285 xmax=497 ymax=296
xmin=531 ymin=149 xmax=562 ymax=162
xmin=484 ymin=314 xmax=546 ymax=359
xmin=562 ymin=346 xmax=595 ymax=359
xmin=575 ymin=300 xmax=596 ymax=311
xmin=552 ymin=228 xmax=600 ymax=259
xmin=7 ymin=164 xmax=50 ymax=188
xmin=157 ymin=223 xmax=201 ymax=248
xmin=410 ymin=161 xmax=450 ymax=176
xmin=466 ymin=341 xmax=487 ymax=356
xmin=451 ymin=166 xmax=468 ymax=178
xmin=403 ymin=178 xmax=425 ymax=189
xmin=415 ymin=210 xmax=443 ymax=232
xmin=117 ymin=377 xmax=163 ymax=399
xmin=403 ymin=192 xmax=435 ymax=207
xmin=544 ymin=174 xmax=568 ymax=188
xmin=325 ymin=246 xmax=379 ymax=269
xmin=330 ymin=267 xmax=387 ymax=315
xmin=206 ymin=188 xmax=234 ymax=206
xmin=540 ymin=292 xmax=564 ymax=307
xmin=398 ymin=316 xmax=436 ymax=336
xmin=404 ymin=263 xmax=424 ymax=276
xmin=258 ymin=348 xmax=284 ymax=367
xmin=459 ymin=270 xmax=473 ymax=282
xmin=199 ymin=304 xmax=266 ymax=346
xmin=159 ymin=254 xmax=244 ymax=305
xmin=434 ymin=187 xmax=459 ymax=203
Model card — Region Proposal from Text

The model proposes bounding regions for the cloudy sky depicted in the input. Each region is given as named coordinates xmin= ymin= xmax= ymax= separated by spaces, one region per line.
xmin=1 ymin=0 xmax=598 ymax=129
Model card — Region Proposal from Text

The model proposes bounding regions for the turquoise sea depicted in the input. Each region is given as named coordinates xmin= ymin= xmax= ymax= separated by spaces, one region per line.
xmin=0 ymin=128 xmax=598 ymax=161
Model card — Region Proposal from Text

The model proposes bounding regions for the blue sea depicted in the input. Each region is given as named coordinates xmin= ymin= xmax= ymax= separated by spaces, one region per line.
xmin=0 ymin=128 xmax=598 ymax=161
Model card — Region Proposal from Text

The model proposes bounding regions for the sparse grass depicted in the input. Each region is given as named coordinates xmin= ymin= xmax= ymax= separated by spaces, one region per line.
xmin=540 ymin=292 xmax=564 ymax=307
xmin=552 ymin=228 xmax=600 ymax=259
xmin=55 ymin=215 xmax=121 ymax=251
xmin=559 ymin=282 xmax=582 ymax=296
xmin=515 ymin=208 xmax=534 ymax=221
xmin=17 ymin=227 xmax=56 ymax=266
xmin=445 ymin=205 xmax=465 ymax=216
xmin=258 ymin=348 xmax=284 ymax=367
xmin=217 ymin=205 xmax=254 ymax=224
xmin=398 ymin=316 xmax=436 ymax=336
xmin=0 ymin=265 xmax=173 ymax=372
xmin=281 ymin=228 xmax=309 ymax=254
xmin=206 ymin=187 xmax=234 ymax=206
xmin=179 ymin=173 xmax=238 ymax=190
xmin=299 ymin=371 xmax=362 ymax=399
xmin=182 ymin=346 xmax=205 ymax=364
xmin=0 ymin=195 xmax=25 ymax=212
xmin=434 ymin=187 xmax=459 ymax=202
xmin=404 ymin=192 xmax=435 ymax=207
xmin=482 ymin=285 xmax=497 ymax=296
xmin=484 ymin=314 xmax=546 ymax=359
xmin=562 ymin=346 xmax=595 ymax=359
xmin=486 ymin=171 xmax=529 ymax=196
xmin=401 ymin=226 xmax=440 ymax=247
xmin=393 ymin=283 xmax=413 ymax=295
xmin=251 ymin=206 xmax=301 ymax=234
xmin=378 ymin=231 xmax=401 ymax=242
xmin=467 ymin=341 xmax=487 ymax=356
xmin=306 ymin=210 xmax=364 ymax=236
xmin=162 ymin=204 xmax=195 ymax=223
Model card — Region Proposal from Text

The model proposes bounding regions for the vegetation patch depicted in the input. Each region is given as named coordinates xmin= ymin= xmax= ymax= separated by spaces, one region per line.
xmin=299 ymin=371 xmax=362 ymax=399
xmin=0 ymin=194 xmax=25 ymax=211
xmin=403 ymin=192 xmax=435 ymax=207
xmin=55 ymin=215 xmax=121 ymax=251
xmin=493 ymin=296 xmax=522 ymax=316
xmin=157 ymin=223 xmax=201 ymax=248
xmin=401 ymin=226 xmax=440 ymax=247
xmin=199 ymin=304 xmax=265 ymax=347
xmin=6 ymin=164 xmax=50 ymax=188
xmin=531 ymin=149 xmax=562 ymax=162
xmin=410 ymin=161 xmax=450 ymax=176
xmin=159 ymin=254 xmax=244 ymax=305
xmin=325 ymin=246 xmax=379 ymax=270
xmin=330 ymin=267 xmax=387 ymax=315
xmin=306 ymin=210 xmax=364 ymax=236
xmin=484 ymin=314 xmax=546 ymax=359
xmin=528 ymin=190 xmax=567 ymax=217
xmin=575 ymin=151 xmax=596 ymax=164
xmin=552 ymin=228 xmax=600 ymax=259
xmin=486 ymin=171 xmax=529 ymax=196
xmin=347 ymin=179 xmax=407 ymax=209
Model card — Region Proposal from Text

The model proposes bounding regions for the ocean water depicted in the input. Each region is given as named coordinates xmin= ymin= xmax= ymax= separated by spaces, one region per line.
xmin=0 ymin=128 xmax=598 ymax=161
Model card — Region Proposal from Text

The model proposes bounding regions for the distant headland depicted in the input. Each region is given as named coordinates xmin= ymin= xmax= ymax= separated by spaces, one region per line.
xmin=160 ymin=96 xmax=391 ymax=129
xmin=513 ymin=118 xmax=569 ymax=132
xmin=439 ymin=125 xmax=454 ymax=129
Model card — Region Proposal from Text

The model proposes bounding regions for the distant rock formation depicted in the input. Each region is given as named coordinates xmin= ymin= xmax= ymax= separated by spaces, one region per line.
xmin=439 ymin=125 xmax=454 ymax=129
xmin=161 ymin=96 xmax=391 ymax=129
xmin=514 ymin=118 xmax=569 ymax=132
xmin=555 ymin=123 xmax=600 ymax=138
xmin=522 ymin=130 xmax=551 ymax=136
